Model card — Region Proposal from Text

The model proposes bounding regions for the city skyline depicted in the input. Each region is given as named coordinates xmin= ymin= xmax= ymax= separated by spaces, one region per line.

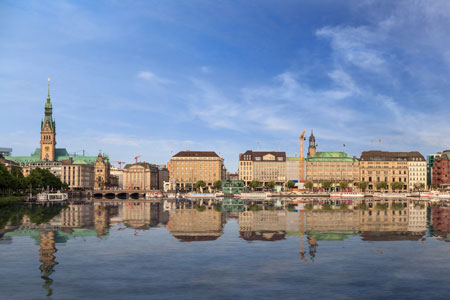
xmin=2 ymin=1 xmax=450 ymax=171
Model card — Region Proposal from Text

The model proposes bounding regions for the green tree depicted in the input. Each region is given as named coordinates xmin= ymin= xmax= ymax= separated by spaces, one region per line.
xmin=357 ymin=182 xmax=369 ymax=192
xmin=213 ymin=180 xmax=222 ymax=191
xmin=339 ymin=181 xmax=348 ymax=191
xmin=285 ymin=181 xmax=296 ymax=190
xmin=321 ymin=181 xmax=333 ymax=192
xmin=195 ymin=180 xmax=206 ymax=192
xmin=415 ymin=183 xmax=425 ymax=191
xmin=304 ymin=181 xmax=313 ymax=191
xmin=249 ymin=180 xmax=262 ymax=191
xmin=390 ymin=182 xmax=403 ymax=192
xmin=266 ymin=181 xmax=276 ymax=191
xmin=0 ymin=163 xmax=13 ymax=195
xmin=376 ymin=182 xmax=388 ymax=191
xmin=25 ymin=168 xmax=64 ymax=192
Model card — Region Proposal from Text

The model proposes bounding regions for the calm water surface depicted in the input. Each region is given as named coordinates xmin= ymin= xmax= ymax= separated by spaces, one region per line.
xmin=1 ymin=198 xmax=450 ymax=300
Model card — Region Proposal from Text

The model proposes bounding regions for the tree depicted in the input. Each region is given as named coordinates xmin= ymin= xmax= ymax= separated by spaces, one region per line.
xmin=415 ymin=183 xmax=425 ymax=191
xmin=390 ymin=182 xmax=403 ymax=192
xmin=0 ymin=163 xmax=13 ymax=195
xmin=304 ymin=181 xmax=313 ymax=191
xmin=376 ymin=182 xmax=388 ymax=191
xmin=321 ymin=181 xmax=333 ymax=192
xmin=285 ymin=181 xmax=296 ymax=190
xmin=249 ymin=180 xmax=262 ymax=191
xmin=339 ymin=181 xmax=348 ymax=191
xmin=25 ymin=168 xmax=64 ymax=191
xmin=357 ymin=182 xmax=369 ymax=192
xmin=213 ymin=180 xmax=222 ymax=191
xmin=10 ymin=167 xmax=26 ymax=192
xmin=266 ymin=181 xmax=276 ymax=191
xmin=195 ymin=180 xmax=206 ymax=192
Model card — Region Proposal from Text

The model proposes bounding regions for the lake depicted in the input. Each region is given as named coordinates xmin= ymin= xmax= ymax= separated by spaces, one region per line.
xmin=1 ymin=198 xmax=450 ymax=299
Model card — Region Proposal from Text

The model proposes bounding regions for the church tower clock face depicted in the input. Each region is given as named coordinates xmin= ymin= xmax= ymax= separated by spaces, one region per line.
xmin=45 ymin=146 xmax=49 ymax=151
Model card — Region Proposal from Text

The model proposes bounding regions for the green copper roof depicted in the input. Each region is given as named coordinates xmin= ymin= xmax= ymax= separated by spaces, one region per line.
xmin=42 ymin=88 xmax=55 ymax=131
xmin=306 ymin=152 xmax=358 ymax=162
xmin=307 ymin=230 xmax=357 ymax=241
xmin=286 ymin=157 xmax=300 ymax=161
xmin=5 ymin=148 xmax=100 ymax=165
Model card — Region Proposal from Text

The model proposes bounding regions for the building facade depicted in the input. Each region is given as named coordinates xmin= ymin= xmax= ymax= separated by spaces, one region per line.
xmin=169 ymin=151 xmax=224 ymax=191
xmin=94 ymin=153 xmax=110 ymax=189
xmin=61 ymin=161 xmax=94 ymax=189
xmin=157 ymin=165 xmax=170 ymax=190
xmin=360 ymin=151 xmax=425 ymax=192
xmin=123 ymin=162 xmax=159 ymax=190
xmin=238 ymin=150 xmax=286 ymax=186
xmin=305 ymin=152 xmax=359 ymax=189
xmin=109 ymin=167 xmax=123 ymax=189
xmin=427 ymin=154 xmax=437 ymax=188
xmin=432 ymin=150 xmax=450 ymax=189
xmin=408 ymin=158 xmax=427 ymax=190
xmin=286 ymin=157 xmax=300 ymax=183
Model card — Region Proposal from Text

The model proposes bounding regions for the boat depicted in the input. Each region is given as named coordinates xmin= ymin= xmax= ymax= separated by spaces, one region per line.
xmin=330 ymin=192 xmax=364 ymax=198
xmin=37 ymin=191 xmax=68 ymax=202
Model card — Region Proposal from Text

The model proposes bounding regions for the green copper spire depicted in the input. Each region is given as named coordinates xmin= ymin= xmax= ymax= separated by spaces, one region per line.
xmin=42 ymin=79 xmax=55 ymax=131
xmin=45 ymin=80 xmax=52 ymax=109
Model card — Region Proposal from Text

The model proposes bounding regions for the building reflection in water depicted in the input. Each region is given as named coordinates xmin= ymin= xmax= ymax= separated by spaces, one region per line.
xmin=294 ymin=198 xmax=429 ymax=261
xmin=432 ymin=206 xmax=450 ymax=242
xmin=238 ymin=210 xmax=286 ymax=241
xmin=167 ymin=203 xmax=225 ymax=242
xmin=39 ymin=231 xmax=58 ymax=297
xmin=122 ymin=201 xmax=161 ymax=230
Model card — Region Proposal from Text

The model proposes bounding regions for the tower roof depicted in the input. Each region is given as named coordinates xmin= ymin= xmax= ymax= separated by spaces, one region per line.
xmin=42 ymin=82 xmax=55 ymax=131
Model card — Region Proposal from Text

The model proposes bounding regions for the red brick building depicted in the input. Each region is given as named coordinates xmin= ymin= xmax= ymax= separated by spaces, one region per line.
xmin=432 ymin=151 xmax=450 ymax=188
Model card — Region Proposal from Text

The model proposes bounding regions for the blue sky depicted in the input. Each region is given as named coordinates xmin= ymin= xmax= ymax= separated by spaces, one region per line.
xmin=1 ymin=0 xmax=450 ymax=171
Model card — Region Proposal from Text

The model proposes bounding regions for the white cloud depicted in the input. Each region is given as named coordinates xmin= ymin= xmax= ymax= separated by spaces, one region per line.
xmin=200 ymin=66 xmax=211 ymax=73
xmin=137 ymin=71 xmax=172 ymax=85
xmin=316 ymin=25 xmax=386 ymax=72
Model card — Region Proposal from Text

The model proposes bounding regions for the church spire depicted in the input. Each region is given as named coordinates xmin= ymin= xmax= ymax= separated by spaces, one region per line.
xmin=45 ymin=78 xmax=52 ymax=110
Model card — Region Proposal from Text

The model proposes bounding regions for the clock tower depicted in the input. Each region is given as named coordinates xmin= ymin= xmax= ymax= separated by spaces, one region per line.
xmin=40 ymin=82 xmax=56 ymax=161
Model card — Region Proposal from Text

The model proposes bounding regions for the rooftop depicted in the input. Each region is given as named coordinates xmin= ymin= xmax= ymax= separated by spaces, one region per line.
xmin=360 ymin=151 xmax=425 ymax=161
xmin=173 ymin=151 xmax=220 ymax=158
xmin=307 ymin=152 xmax=357 ymax=162
xmin=239 ymin=150 xmax=286 ymax=162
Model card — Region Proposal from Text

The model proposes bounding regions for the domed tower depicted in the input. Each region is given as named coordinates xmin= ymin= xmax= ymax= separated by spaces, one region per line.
xmin=307 ymin=130 xmax=316 ymax=157
xmin=40 ymin=81 xmax=56 ymax=161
